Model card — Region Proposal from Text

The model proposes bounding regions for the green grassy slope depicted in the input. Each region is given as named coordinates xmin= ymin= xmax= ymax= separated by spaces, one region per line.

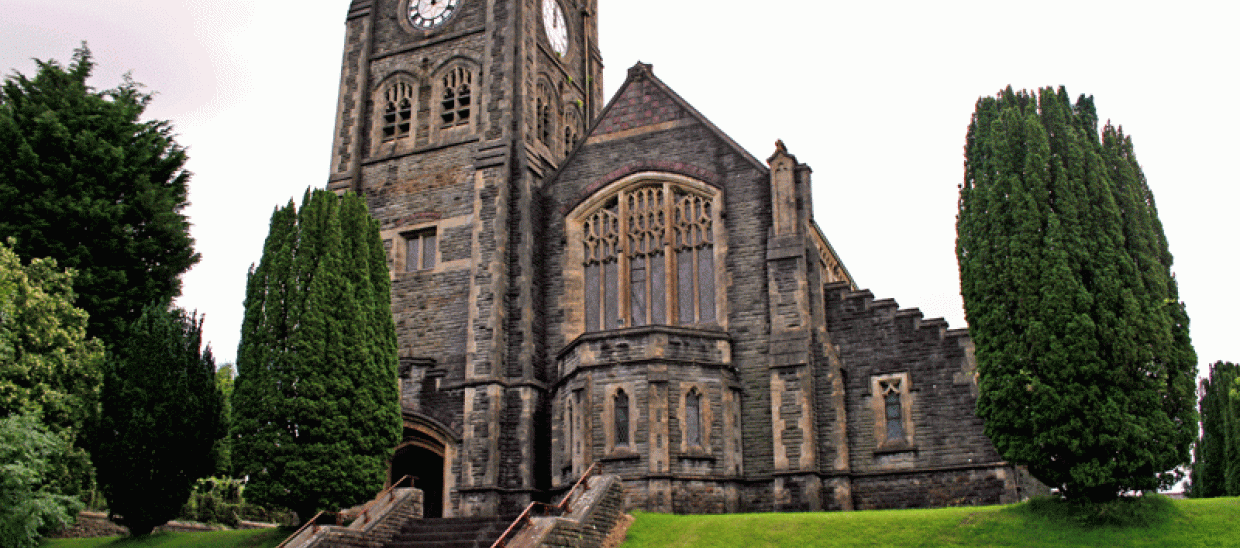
xmin=620 ymin=497 xmax=1240 ymax=547
xmin=43 ymin=528 xmax=288 ymax=548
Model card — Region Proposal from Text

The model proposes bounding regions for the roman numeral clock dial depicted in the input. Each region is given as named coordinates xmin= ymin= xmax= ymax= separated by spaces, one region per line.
xmin=409 ymin=0 xmax=460 ymax=30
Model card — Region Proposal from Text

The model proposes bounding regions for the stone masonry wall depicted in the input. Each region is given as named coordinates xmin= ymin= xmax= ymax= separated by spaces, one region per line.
xmin=851 ymin=466 xmax=1013 ymax=510
xmin=824 ymin=281 xmax=1015 ymax=509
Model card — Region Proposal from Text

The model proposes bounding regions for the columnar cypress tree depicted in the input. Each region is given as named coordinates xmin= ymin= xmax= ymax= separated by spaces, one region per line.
xmin=1190 ymin=361 xmax=1238 ymax=497
xmin=91 ymin=304 xmax=223 ymax=535
xmin=1229 ymin=373 xmax=1240 ymax=495
xmin=231 ymin=189 xmax=400 ymax=522
xmin=958 ymin=87 xmax=1197 ymax=502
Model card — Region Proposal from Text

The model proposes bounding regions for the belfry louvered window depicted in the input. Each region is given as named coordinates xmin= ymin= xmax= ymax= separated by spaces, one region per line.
xmin=440 ymin=67 xmax=472 ymax=128
xmin=382 ymin=81 xmax=415 ymax=142
xmin=582 ymin=182 xmax=717 ymax=332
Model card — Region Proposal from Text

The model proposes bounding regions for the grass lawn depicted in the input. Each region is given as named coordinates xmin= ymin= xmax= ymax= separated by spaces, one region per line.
xmin=42 ymin=528 xmax=290 ymax=548
xmin=619 ymin=496 xmax=1240 ymax=547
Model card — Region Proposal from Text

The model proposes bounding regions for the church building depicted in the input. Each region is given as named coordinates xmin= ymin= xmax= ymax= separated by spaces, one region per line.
xmin=325 ymin=0 xmax=1025 ymax=517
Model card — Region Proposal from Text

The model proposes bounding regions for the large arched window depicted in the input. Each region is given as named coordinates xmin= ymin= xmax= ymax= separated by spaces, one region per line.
xmin=578 ymin=179 xmax=719 ymax=332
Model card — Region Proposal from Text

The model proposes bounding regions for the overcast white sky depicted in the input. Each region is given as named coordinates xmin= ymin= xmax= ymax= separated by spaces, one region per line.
xmin=2 ymin=0 xmax=1237 ymax=379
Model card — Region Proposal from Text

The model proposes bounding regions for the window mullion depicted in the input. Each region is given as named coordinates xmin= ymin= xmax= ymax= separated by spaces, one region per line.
xmin=664 ymin=183 xmax=677 ymax=326
xmin=618 ymin=191 xmax=630 ymax=328
xmin=692 ymin=245 xmax=701 ymax=324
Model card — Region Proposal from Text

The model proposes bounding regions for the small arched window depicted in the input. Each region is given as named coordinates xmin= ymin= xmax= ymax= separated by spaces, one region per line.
xmin=565 ymin=398 xmax=574 ymax=459
xmin=536 ymin=83 xmax=555 ymax=149
xmin=440 ymin=67 xmax=472 ymax=128
xmin=580 ymin=180 xmax=717 ymax=332
xmin=382 ymin=81 xmax=415 ymax=142
xmin=881 ymin=379 xmax=905 ymax=442
xmin=614 ymin=389 xmax=630 ymax=446
xmin=685 ymin=389 xmax=702 ymax=447
xmin=563 ymin=107 xmax=581 ymax=155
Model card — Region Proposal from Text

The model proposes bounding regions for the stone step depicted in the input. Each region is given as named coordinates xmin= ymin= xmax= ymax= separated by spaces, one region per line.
xmin=381 ymin=515 xmax=516 ymax=548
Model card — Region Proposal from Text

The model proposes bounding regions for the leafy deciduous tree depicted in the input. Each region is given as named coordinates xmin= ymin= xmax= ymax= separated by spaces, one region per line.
xmin=0 ymin=239 xmax=103 ymax=498
xmin=231 ymin=189 xmax=401 ymax=522
xmin=213 ymin=362 xmax=235 ymax=477
xmin=0 ymin=412 xmax=83 ymax=548
xmin=957 ymin=86 xmax=1197 ymax=502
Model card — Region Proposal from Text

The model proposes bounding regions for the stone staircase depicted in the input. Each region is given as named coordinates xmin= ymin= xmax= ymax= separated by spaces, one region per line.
xmin=382 ymin=516 xmax=515 ymax=548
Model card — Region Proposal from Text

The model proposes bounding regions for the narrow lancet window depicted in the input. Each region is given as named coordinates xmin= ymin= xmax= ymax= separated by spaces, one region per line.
xmin=881 ymin=379 xmax=906 ymax=442
xmin=686 ymin=389 xmax=702 ymax=447
xmin=614 ymin=390 xmax=630 ymax=446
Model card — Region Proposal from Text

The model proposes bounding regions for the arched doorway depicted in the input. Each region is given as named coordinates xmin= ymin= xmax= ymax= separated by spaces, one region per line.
xmin=392 ymin=441 xmax=444 ymax=518
xmin=391 ymin=415 xmax=455 ymax=519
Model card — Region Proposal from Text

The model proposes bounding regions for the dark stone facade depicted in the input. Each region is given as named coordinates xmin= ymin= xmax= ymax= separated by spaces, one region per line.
xmin=325 ymin=0 xmax=1028 ymax=517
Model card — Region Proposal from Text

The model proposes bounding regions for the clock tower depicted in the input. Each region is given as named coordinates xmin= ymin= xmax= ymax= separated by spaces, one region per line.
xmin=326 ymin=0 xmax=603 ymax=517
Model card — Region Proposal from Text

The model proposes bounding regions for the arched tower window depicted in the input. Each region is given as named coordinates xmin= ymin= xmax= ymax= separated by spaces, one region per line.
xmin=564 ymin=107 xmax=582 ymax=155
xmin=579 ymin=180 xmax=718 ymax=332
xmin=536 ymin=83 xmax=555 ymax=150
xmin=381 ymin=80 xmax=415 ymax=143
xmin=614 ymin=389 xmax=630 ymax=446
xmin=440 ymin=67 xmax=472 ymax=128
xmin=685 ymin=388 xmax=702 ymax=447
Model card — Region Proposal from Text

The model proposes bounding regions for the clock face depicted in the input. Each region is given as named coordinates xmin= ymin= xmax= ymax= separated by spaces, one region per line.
xmin=410 ymin=0 xmax=460 ymax=30
xmin=542 ymin=0 xmax=569 ymax=56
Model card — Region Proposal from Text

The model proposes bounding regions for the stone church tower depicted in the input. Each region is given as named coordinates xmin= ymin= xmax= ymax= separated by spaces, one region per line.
xmin=327 ymin=0 xmax=1029 ymax=517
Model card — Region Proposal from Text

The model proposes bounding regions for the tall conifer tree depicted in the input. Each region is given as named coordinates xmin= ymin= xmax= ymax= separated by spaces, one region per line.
xmin=0 ymin=45 xmax=199 ymax=349
xmin=90 ymin=304 xmax=223 ymax=535
xmin=1190 ymin=361 xmax=1238 ymax=497
xmin=231 ymin=190 xmax=400 ymax=522
xmin=958 ymin=87 xmax=1197 ymax=502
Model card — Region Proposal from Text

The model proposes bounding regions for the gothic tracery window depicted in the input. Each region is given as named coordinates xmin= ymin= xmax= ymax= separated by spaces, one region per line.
xmin=382 ymin=81 xmax=415 ymax=142
xmin=873 ymin=373 xmax=912 ymax=448
xmin=581 ymin=181 xmax=717 ymax=332
xmin=440 ymin=67 xmax=472 ymax=128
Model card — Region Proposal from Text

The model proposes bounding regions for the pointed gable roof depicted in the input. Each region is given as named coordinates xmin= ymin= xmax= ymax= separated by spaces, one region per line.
xmin=582 ymin=62 xmax=766 ymax=172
